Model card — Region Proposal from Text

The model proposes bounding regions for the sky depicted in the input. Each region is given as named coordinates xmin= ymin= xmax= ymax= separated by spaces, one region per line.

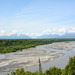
xmin=0 ymin=0 xmax=75 ymax=36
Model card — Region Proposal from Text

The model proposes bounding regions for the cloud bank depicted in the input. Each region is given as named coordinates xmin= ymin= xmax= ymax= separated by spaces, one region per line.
xmin=0 ymin=27 xmax=75 ymax=36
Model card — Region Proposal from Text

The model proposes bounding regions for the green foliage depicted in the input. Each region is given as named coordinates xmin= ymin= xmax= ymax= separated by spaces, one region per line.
xmin=0 ymin=39 xmax=75 ymax=53
xmin=44 ymin=66 xmax=61 ymax=75
xmin=65 ymin=56 xmax=75 ymax=75
xmin=16 ymin=68 xmax=25 ymax=75
xmin=61 ymin=69 xmax=65 ymax=75
xmin=7 ymin=56 xmax=75 ymax=75
xmin=7 ymin=73 xmax=9 ymax=75
xmin=11 ymin=72 xmax=16 ymax=75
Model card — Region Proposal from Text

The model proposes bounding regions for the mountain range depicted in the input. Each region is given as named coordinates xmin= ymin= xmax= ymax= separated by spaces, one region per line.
xmin=0 ymin=33 xmax=75 ymax=39
xmin=0 ymin=34 xmax=30 ymax=39
xmin=38 ymin=33 xmax=75 ymax=38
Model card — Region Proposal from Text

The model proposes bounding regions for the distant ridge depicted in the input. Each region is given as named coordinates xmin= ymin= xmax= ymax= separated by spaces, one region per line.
xmin=0 ymin=34 xmax=30 ymax=39
xmin=0 ymin=33 xmax=75 ymax=39
xmin=37 ymin=33 xmax=75 ymax=38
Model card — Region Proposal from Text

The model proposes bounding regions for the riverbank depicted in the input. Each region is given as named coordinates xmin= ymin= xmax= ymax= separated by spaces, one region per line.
xmin=0 ymin=39 xmax=75 ymax=53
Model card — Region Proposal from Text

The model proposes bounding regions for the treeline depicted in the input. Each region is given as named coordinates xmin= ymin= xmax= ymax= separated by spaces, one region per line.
xmin=0 ymin=39 xmax=75 ymax=53
xmin=7 ymin=56 xmax=75 ymax=75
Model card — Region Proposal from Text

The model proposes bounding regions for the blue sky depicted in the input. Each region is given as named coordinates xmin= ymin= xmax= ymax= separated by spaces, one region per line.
xmin=0 ymin=0 xmax=75 ymax=36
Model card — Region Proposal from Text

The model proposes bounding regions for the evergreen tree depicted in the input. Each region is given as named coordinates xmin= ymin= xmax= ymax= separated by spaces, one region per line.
xmin=65 ymin=56 xmax=75 ymax=75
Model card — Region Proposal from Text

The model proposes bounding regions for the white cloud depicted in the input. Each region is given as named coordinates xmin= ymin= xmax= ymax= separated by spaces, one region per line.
xmin=72 ymin=28 xmax=75 ymax=30
xmin=8 ymin=30 xmax=18 ymax=36
xmin=23 ymin=33 xmax=42 ymax=36
xmin=0 ymin=30 xmax=19 ymax=36
xmin=69 ymin=27 xmax=75 ymax=33
xmin=58 ymin=27 xmax=66 ymax=33
xmin=1 ymin=30 xmax=6 ymax=33
xmin=42 ymin=27 xmax=67 ymax=35
xmin=0 ymin=30 xmax=6 ymax=36
xmin=0 ymin=27 xmax=75 ymax=36
xmin=43 ymin=29 xmax=51 ymax=33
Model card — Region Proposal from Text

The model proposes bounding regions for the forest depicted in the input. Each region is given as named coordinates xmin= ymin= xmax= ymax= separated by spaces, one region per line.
xmin=7 ymin=56 xmax=75 ymax=75
xmin=0 ymin=39 xmax=75 ymax=53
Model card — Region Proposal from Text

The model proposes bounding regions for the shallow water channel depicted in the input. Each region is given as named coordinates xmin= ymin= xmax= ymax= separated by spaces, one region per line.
xmin=0 ymin=41 xmax=75 ymax=75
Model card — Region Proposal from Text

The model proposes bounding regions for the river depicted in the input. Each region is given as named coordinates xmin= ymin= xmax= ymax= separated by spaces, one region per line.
xmin=0 ymin=41 xmax=75 ymax=75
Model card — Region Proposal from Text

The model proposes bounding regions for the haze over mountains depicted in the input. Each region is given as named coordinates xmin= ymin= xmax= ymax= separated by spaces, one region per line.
xmin=37 ymin=33 xmax=75 ymax=38
xmin=0 ymin=34 xmax=30 ymax=39
xmin=0 ymin=32 xmax=75 ymax=39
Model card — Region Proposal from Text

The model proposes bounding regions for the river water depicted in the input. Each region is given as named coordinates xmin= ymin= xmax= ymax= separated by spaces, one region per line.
xmin=0 ymin=41 xmax=75 ymax=75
